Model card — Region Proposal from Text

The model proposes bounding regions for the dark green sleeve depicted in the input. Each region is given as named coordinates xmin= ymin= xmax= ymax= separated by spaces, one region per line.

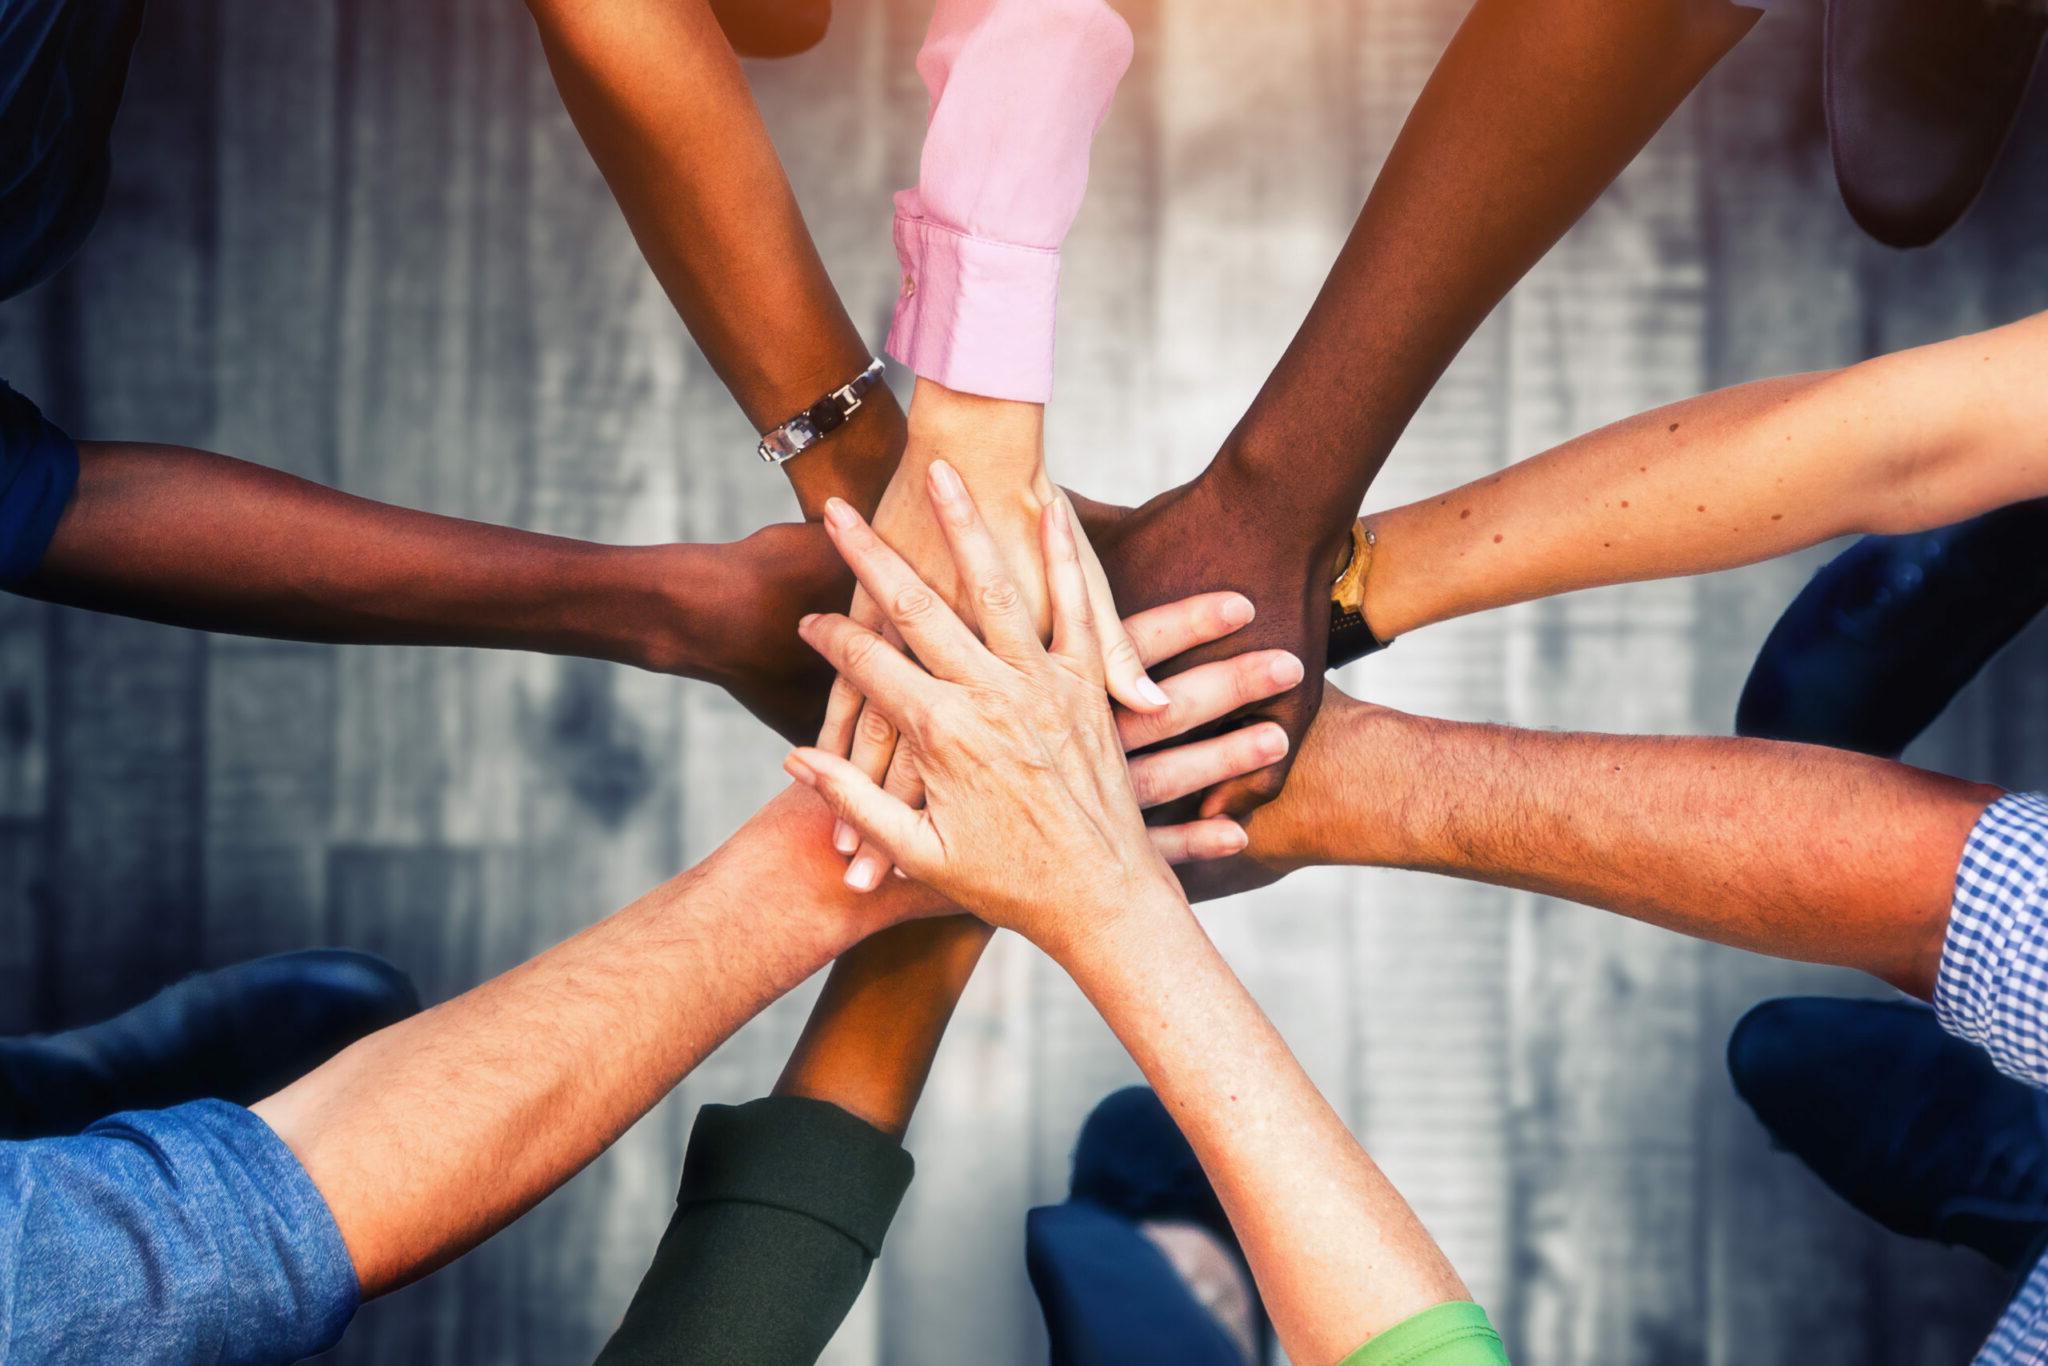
xmin=1337 ymin=1301 xmax=1510 ymax=1366
xmin=595 ymin=1096 xmax=914 ymax=1366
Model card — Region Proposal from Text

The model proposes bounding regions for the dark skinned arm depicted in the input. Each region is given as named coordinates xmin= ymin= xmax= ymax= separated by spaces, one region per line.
xmin=24 ymin=441 xmax=852 ymax=742
xmin=1092 ymin=0 xmax=1763 ymax=819
xmin=523 ymin=0 xmax=903 ymax=518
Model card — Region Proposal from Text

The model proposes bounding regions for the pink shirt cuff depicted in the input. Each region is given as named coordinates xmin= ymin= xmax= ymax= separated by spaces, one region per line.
xmin=887 ymin=209 xmax=1063 ymax=405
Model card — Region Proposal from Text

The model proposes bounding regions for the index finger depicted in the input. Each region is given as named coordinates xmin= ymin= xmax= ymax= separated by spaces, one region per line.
xmin=1122 ymin=592 xmax=1257 ymax=670
xmin=822 ymin=497 xmax=991 ymax=684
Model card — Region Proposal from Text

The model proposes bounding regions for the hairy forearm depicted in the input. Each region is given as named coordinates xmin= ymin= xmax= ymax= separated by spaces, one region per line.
xmin=525 ymin=0 xmax=901 ymax=515
xmin=26 ymin=442 xmax=708 ymax=672
xmin=1363 ymin=312 xmax=2048 ymax=638
xmin=1220 ymin=0 xmax=1757 ymax=527
xmin=772 ymin=916 xmax=994 ymax=1136
xmin=1260 ymin=697 xmax=1995 ymax=997
xmin=253 ymin=790 xmax=913 ymax=1296
xmin=1056 ymin=892 xmax=1466 ymax=1365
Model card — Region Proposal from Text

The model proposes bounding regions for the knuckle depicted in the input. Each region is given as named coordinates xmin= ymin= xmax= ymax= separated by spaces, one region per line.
xmin=855 ymin=709 xmax=897 ymax=749
xmin=978 ymin=580 xmax=1023 ymax=617
xmin=890 ymin=585 xmax=937 ymax=621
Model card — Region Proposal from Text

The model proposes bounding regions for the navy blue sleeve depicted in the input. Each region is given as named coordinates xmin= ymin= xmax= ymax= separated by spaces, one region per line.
xmin=0 ymin=1099 xmax=359 ymax=1365
xmin=0 ymin=381 xmax=77 ymax=585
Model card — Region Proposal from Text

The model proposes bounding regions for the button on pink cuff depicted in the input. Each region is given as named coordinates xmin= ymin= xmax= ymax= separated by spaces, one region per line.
xmin=887 ymin=212 xmax=1063 ymax=405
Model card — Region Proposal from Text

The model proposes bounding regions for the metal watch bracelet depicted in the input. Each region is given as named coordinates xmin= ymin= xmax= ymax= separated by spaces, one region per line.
xmin=756 ymin=358 xmax=887 ymax=465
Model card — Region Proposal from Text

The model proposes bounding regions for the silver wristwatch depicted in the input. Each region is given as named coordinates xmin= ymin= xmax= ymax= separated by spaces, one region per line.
xmin=756 ymin=358 xmax=887 ymax=465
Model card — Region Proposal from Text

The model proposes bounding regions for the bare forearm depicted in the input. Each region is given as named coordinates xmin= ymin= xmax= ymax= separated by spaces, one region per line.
xmin=26 ymin=442 xmax=707 ymax=672
xmin=1222 ymin=0 xmax=1758 ymax=525
xmin=525 ymin=0 xmax=900 ymax=515
xmin=772 ymin=916 xmax=993 ymax=1137
xmin=1263 ymin=697 xmax=1995 ymax=997
xmin=1363 ymin=313 xmax=2048 ymax=637
xmin=253 ymin=790 xmax=907 ymax=1295
xmin=1055 ymin=896 xmax=1466 ymax=1365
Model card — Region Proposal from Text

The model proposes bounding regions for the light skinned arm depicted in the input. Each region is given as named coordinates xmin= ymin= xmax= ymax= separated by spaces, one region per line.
xmin=1358 ymin=310 xmax=2048 ymax=639
xmin=1224 ymin=691 xmax=1998 ymax=1001
xmin=250 ymin=786 xmax=929 ymax=1296
xmin=782 ymin=473 xmax=1476 ymax=1362
xmin=523 ymin=0 xmax=902 ymax=517
xmin=817 ymin=0 xmax=1162 ymax=882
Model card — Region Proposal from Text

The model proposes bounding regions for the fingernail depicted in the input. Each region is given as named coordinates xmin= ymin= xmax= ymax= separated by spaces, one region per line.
xmin=846 ymin=856 xmax=881 ymax=891
xmin=1219 ymin=822 xmax=1249 ymax=853
xmin=824 ymin=497 xmax=857 ymax=530
xmin=798 ymin=613 xmax=820 ymax=633
xmin=1222 ymin=595 xmax=1255 ymax=627
xmin=833 ymin=821 xmax=858 ymax=855
xmin=1269 ymin=653 xmax=1304 ymax=686
xmin=1257 ymin=725 xmax=1290 ymax=759
xmin=928 ymin=459 xmax=963 ymax=501
xmin=783 ymin=753 xmax=816 ymax=786
xmin=892 ymin=866 xmax=908 ymax=880
xmin=1137 ymin=676 xmax=1171 ymax=709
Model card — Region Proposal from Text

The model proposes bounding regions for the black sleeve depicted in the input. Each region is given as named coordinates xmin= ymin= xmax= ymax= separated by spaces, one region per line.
xmin=596 ymin=1096 xmax=914 ymax=1366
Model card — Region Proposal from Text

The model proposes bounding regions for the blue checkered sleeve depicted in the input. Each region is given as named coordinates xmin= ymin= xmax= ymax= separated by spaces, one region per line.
xmin=1930 ymin=793 xmax=2048 ymax=1364
xmin=1935 ymin=792 xmax=2048 ymax=1089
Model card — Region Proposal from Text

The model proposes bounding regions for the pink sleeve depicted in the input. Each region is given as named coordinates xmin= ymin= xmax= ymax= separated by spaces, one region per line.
xmin=885 ymin=0 xmax=1134 ymax=404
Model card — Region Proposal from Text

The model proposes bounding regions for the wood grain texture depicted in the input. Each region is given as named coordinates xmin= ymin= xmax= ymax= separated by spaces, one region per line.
xmin=0 ymin=1 xmax=2037 ymax=1362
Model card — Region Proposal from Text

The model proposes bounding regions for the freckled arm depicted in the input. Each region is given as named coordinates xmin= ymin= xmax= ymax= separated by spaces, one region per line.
xmin=1355 ymin=311 xmax=2048 ymax=639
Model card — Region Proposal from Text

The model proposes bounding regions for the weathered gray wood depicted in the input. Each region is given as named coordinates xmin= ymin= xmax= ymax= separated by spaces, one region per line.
xmin=42 ymin=0 xmax=218 ymax=1026
xmin=201 ymin=0 xmax=345 ymax=966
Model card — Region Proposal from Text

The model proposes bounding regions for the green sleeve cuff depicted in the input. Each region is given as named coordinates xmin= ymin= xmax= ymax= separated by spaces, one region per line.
xmin=1337 ymin=1301 xmax=1509 ymax=1366
xmin=679 ymin=1097 xmax=914 ymax=1258
xmin=595 ymin=1098 xmax=915 ymax=1366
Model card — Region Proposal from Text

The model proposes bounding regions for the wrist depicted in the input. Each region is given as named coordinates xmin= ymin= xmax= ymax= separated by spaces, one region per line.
xmin=902 ymin=378 xmax=1047 ymax=487
xmin=1203 ymin=441 xmax=1356 ymax=577
xmin=1030 ymin=870 xmax=1189 ymax=968
xmin=1275 ymin=697 xmax=1425 ymax=870
xmin=781 ymin=385 xmax=907 ymax=521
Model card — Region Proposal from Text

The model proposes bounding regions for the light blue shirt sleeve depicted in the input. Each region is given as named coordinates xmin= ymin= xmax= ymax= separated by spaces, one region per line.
xmin=0 ymin=1099 xmax=358 ymax=1364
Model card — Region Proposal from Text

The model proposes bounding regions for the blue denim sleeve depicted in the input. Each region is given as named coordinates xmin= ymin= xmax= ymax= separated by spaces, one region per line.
xmin=0 ymin=381 xmax=78 ymax=585
xmin=0 ymin=1099 xmax=359 ymax=1365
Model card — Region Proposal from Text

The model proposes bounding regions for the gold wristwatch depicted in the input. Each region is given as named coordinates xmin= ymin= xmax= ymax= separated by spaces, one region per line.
xmin=1328 ymin=520 xmax=1391 ymax=666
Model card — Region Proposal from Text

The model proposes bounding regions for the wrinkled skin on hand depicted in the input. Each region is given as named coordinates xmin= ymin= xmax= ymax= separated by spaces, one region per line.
xmin=1070 ymin=466 xmax=1348 ymax=822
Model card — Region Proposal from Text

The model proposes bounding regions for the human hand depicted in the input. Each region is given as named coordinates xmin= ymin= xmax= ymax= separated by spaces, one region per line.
xmin=1077 ymin=461 xmax=1352 ymax=821
xmin=666 ymin=517 xmax=1305 ymax=794
xmin=784 ymin=465 xmax=1244 ymax=946
xmin=814 ymin=383 xmax=1168 ymax=884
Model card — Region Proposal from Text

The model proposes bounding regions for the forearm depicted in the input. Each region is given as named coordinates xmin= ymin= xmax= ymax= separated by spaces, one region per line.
xmin=26 ymin=442 xmax=702 ymax=672
xmin=1053 ymin=894 xmax=1467 ymax=1365
xmin=1362 ymin=313 xmax=2048 ymax=638
xmin=526 ymin=0 xmax=900 ymax=515
xmin=1219 ymin=0 xmax=1758 ymax=528
xmin=252 ymin=790 xmax=909 ymax=1295
xmin=1259 ymin=697 xmax=1995 ymax=997
xmin=772 ymin=916 xmax=993 ymax=1137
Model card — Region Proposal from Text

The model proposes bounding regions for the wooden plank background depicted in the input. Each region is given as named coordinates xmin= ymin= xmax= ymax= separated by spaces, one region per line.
xmin=0 ymin=0 xmax=2042 ymax=1361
